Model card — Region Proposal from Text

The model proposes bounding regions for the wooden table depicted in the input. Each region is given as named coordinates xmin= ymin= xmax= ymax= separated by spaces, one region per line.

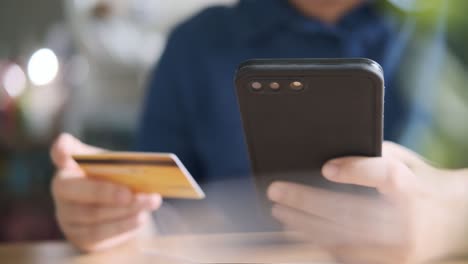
xmin=0 ymin=233 xmax=333 ymax=264
xmin=0 ymin=233 xmax=467 ymax=264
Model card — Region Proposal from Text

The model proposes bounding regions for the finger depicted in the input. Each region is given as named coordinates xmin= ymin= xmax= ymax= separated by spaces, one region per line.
xmin=267 ymin=181 xmax=394 ymax=230
xmin=322 ymin=156 xmax=416 ymax=195
xmin=62 ymin=212 xmax=149 ymax=252
xmin=56 ymin=194 xmax=162 ymax=225
xmin=52 ymin=173 xmax=134 ymax=206
xmin=50 ymin=133 xmax=103 ymax=170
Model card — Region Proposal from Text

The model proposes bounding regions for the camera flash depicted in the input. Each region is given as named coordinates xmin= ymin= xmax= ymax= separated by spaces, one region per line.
xmin=269 ymin=82 xmax=280 ymax=90
xmin=290 ymin=81 xmax=304 ymax=91
xmin=251 ymin=82 xmax=263 ymax=90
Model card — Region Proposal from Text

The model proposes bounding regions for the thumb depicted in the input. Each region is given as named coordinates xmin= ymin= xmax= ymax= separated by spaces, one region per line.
xmin=50 ymin=133 xmax=104 ymax=170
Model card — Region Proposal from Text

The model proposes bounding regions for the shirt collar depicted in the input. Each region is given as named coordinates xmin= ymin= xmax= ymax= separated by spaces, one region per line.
xmin=235 ymin=0 xmax=298 ymax=42
xmin=235 ymin=0 xmax=384 ymax=42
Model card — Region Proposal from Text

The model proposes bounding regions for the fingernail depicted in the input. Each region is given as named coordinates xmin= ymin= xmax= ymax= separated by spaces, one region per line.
xmin=267 ymin=182 xmax=284 ymax=202
xmin=323 ymin=161 xmax=340 ymax=178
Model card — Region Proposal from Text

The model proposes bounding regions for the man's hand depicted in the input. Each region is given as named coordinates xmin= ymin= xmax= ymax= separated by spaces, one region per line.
xmin=51 ymin=133 xmax=162 ymax=252
xmin=267 ymin=142 xmax=468 ymax=263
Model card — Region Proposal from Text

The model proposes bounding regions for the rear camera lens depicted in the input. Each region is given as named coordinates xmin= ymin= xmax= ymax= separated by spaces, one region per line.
xmin=290 ymin=81 xmax=304 ymax=91
xmin=269 ymin=82 xmax=280 ymax=90
xmin=251 ymin=82 xmax=263 ymax=91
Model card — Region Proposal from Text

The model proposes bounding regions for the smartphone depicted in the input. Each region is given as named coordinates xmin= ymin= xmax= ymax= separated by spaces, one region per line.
xmin=235 ymin=58 xmax=383 ymax=195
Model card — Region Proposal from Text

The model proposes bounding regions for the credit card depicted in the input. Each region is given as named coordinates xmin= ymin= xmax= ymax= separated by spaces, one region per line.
xmin=72 ymin=152 xmax=205 ymax=199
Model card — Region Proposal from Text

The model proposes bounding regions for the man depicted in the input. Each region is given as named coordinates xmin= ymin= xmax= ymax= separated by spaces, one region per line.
xmin=51 ymin=0 xmax=448 ymax=255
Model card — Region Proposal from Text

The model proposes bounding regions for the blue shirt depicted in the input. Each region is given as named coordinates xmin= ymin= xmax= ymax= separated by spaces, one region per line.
xmin=137 ymin=0 xmax=442 ymax=185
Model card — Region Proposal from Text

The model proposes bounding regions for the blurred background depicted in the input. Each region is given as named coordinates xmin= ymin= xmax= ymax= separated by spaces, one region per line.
xmin=0 ymin=0 xmax=467 ymax=243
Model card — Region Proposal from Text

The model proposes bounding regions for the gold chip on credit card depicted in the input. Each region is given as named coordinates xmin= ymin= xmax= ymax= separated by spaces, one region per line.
xmin=72 ymin=152 xmax=205 ymax=199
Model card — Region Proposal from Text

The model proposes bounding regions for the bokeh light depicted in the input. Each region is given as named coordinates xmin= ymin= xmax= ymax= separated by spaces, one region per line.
xmin=27 ymin=48 xmax=59 ymax=86
xmin=2 ymin=64 xmax=27 ymax=98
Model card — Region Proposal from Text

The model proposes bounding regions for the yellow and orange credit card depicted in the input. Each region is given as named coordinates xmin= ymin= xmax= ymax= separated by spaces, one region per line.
xmin=72 ymin=152 xmax=205 ymax=199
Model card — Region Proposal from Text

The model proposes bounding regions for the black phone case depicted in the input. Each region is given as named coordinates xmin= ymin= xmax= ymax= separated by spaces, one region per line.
xmin=235 ymin=58 xmax=384 ymax=196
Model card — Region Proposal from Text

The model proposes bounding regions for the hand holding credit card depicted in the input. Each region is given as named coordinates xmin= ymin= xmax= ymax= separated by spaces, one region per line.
xmin=73 ymin=152 xmax=205 ymax=199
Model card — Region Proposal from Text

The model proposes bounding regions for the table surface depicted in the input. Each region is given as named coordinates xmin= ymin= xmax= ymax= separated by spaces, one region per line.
xmin=0 ymin=232 xmax=467 ymax=264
